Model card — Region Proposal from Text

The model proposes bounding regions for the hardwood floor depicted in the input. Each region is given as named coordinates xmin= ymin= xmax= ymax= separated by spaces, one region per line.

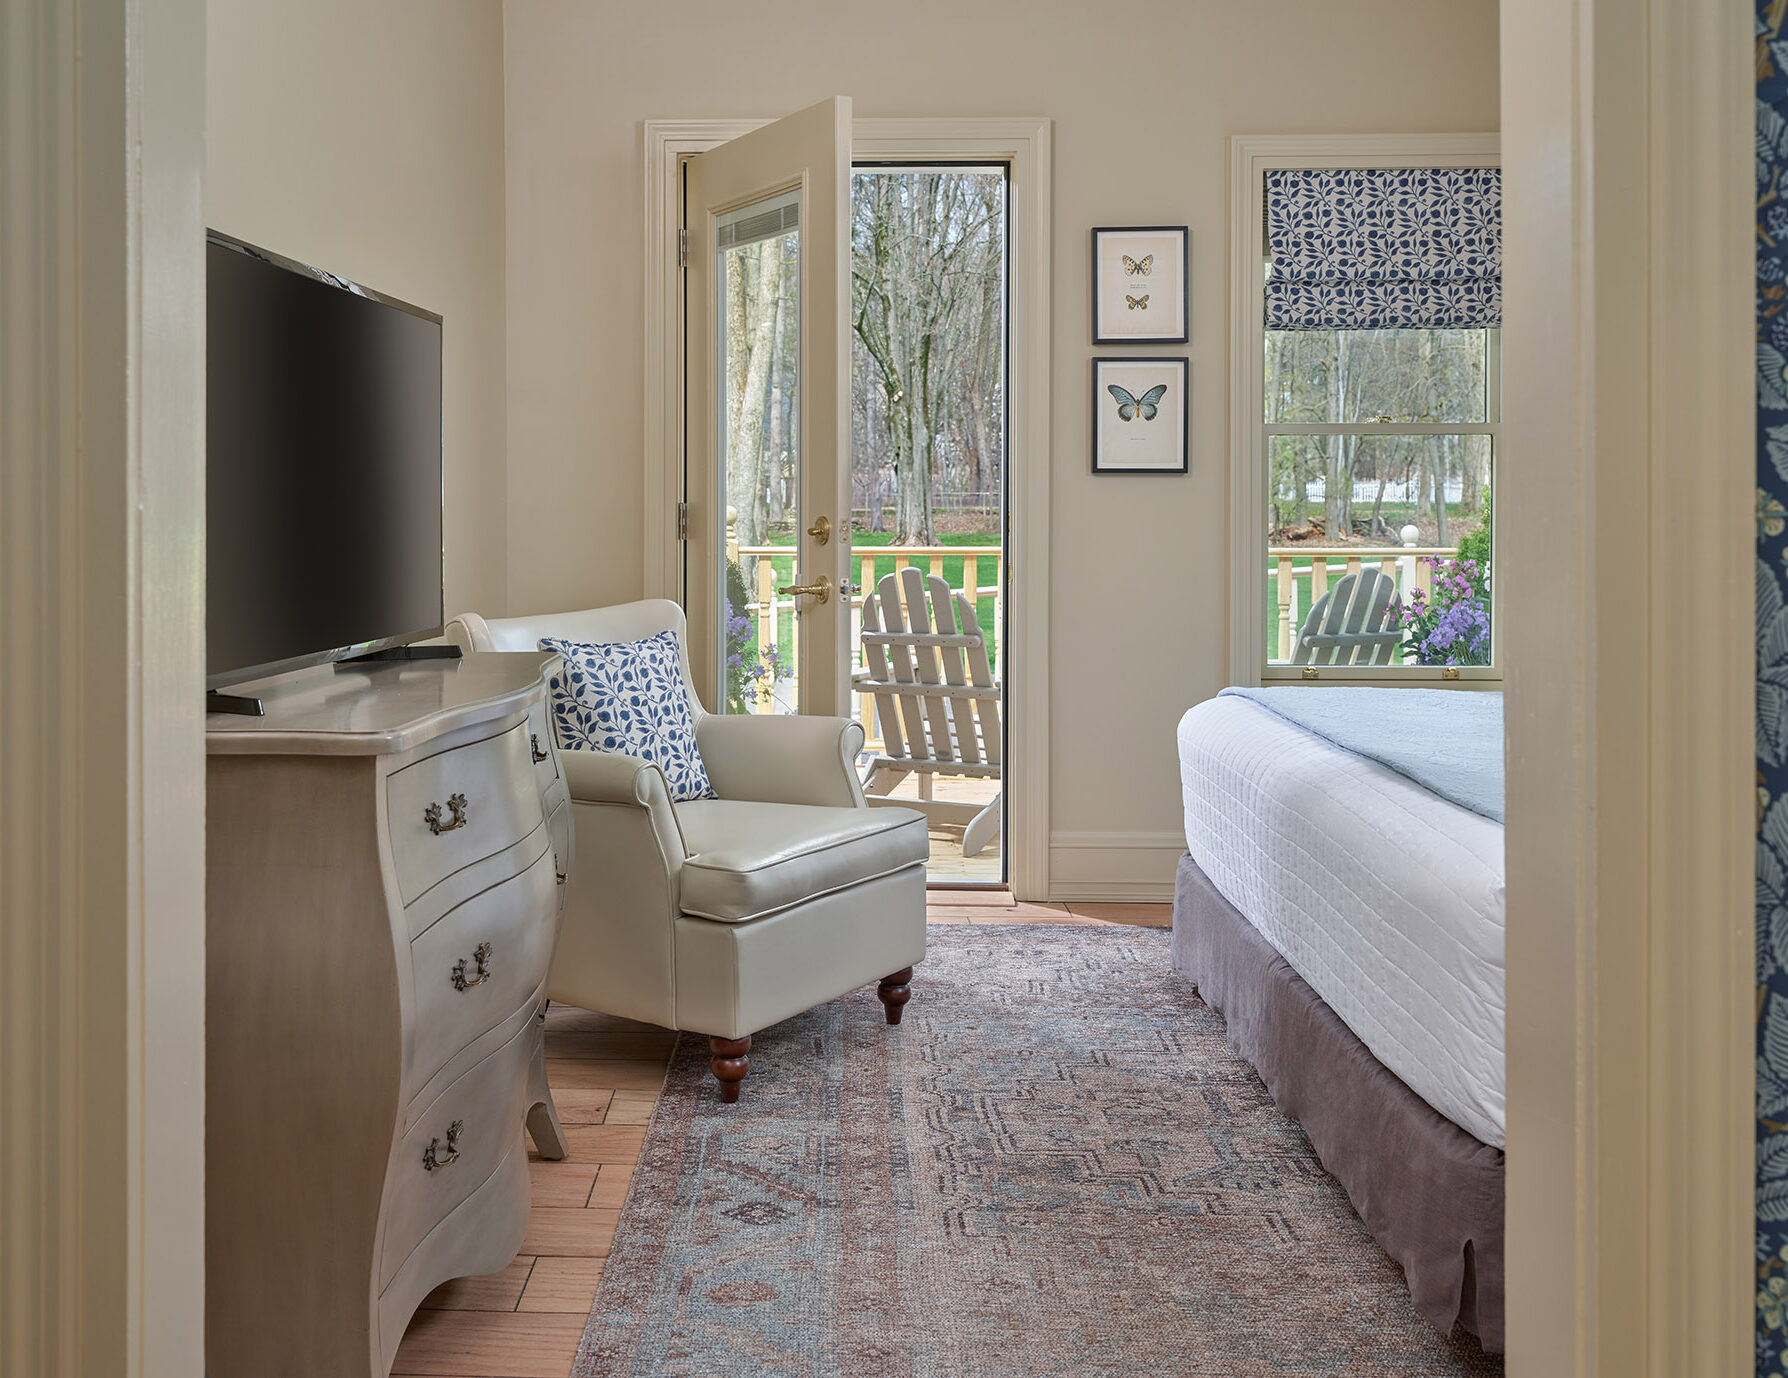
xmin=390 ymin=892 xmax=1169 ymax=1378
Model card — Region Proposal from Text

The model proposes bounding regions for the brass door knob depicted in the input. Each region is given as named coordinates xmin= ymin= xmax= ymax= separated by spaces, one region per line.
xmin=777 ymin=574 xmax=831 ymax=605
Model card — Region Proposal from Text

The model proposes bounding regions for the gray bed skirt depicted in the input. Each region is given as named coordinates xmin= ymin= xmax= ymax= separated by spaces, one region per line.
xmin=1170 ymin=852 xmax=1505 ymax=1352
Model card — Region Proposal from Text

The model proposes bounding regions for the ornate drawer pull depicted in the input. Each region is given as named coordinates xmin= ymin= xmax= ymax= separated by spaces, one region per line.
xmin=450 ymin=941 xmax=493 ymax=991
xmin=530 ymin=734 xmax=550 ymax=764
xmin=423 ymin=792 xmax=468 ymax=835
xmin=422 ymin=1119 xmax=463 ymax=1172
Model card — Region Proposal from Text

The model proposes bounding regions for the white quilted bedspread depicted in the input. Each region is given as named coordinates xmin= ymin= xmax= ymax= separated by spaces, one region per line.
xmin=1177 ymin=694 xmax=1506 ymax=1148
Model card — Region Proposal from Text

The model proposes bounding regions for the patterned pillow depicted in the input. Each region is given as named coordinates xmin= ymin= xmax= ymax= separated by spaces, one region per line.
xmin=538 ymin=629 xmax=716 ymax=802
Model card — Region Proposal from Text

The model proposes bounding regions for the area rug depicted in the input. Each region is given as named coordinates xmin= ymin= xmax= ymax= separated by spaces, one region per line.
xmin=574 ymin=925 xmax=1501 ymax=1378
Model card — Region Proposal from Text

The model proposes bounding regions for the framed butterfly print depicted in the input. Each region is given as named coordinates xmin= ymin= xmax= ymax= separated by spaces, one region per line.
xmin=1092 ymin=357 xmax=1188 ymax=473
xmin=1091 ymin=226 xmax=1188 ymax=344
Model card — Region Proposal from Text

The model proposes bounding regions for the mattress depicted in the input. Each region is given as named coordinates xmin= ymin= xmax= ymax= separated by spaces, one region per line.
xmin=1176 ymin=694 xmax=1506 ymax=1148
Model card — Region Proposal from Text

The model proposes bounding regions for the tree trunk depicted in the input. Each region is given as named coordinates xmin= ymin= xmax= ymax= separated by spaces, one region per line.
xmin=1326 ymin=334 xmax=1349 ymax=535
xmin=1432 ymin=438 xmax=1450 ymax=545
xmin=763 ymin=266 xmax=789 ymax=524
xmin=725 ymin=238 xmax=783 ymax=550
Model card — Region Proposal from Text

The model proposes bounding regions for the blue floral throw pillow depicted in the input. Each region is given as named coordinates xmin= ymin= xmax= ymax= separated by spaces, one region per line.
xmin=538 ymin=630 xmax=716 ymax=802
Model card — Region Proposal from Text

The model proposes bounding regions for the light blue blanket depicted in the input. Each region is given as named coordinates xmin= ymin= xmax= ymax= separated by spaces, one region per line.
xmin=1218 ymin=686 xmax=1504 ymax=823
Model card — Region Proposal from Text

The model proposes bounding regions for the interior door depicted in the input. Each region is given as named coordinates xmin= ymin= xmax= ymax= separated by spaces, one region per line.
xmin=684 ymin=96 xmax=852 ymax=717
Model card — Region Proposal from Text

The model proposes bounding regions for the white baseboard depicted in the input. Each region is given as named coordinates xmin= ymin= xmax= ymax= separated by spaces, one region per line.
xmin=1047 ymin=831 xmax=1185 ymax=903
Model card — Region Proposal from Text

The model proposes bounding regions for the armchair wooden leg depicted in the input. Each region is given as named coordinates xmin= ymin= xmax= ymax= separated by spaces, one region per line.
xmin=708 ymin=1035 xmax=751 ymax=1103
xmin=877 ymin=967 xmax=914 ymax=1025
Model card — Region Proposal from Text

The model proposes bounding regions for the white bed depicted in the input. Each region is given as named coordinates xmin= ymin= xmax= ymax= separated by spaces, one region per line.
xmin=1176 ymin=693 xmax=1506 ymax=1148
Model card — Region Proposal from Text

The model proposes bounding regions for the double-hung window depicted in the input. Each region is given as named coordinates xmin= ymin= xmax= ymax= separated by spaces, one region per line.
xmin=1235 ymin=141 xmax=1502 ymax=683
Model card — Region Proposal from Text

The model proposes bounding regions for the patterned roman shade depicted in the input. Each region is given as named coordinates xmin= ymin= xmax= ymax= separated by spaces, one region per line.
xmin=1264 ymin=167 xmax=1502 ymax=331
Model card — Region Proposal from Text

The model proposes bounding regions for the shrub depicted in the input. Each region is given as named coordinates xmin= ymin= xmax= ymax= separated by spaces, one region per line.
xmin=1455 ymin=490 xmax=1492 ymax=571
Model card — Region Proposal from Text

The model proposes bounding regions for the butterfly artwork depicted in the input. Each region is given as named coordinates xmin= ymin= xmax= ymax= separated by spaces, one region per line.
xmin=1093 ymin=228 xmax=1187 ymax=344
xmin=1106 ymin=382 xmax=1168 ymax=421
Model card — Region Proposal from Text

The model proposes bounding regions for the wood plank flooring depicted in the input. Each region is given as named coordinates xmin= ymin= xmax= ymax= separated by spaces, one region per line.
xmin=390 ymin=892 xmax=1170 ymax=1378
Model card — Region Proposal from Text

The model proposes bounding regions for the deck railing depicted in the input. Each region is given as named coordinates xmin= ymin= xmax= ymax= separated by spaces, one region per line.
xmin=1267 ymin=541 xmax=1457 ymax=662
xmin=733 ymin=542 xmax=1002 ymax=742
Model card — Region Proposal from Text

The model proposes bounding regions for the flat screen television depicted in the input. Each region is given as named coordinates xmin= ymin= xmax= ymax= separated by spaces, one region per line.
xmin=206 ymin=230 xmax=445 ymax=689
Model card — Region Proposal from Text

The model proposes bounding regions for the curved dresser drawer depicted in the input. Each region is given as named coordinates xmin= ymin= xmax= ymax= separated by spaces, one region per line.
xmin=547 ymin=797 xmax=572 ymax=918
xmin=407 ymin=836 xmax=560 ymax=1101
xmin=388 ymin=722 xmax=543 ymax=906
xmin=380 ymin=1015 xmax=534 ymax=1291
xmin=525 ymin=699 xmax=560 ymax=794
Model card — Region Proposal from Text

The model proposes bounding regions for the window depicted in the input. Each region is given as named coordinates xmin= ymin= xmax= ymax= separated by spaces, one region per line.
xmin=1239 ymin=152 xmax=1502 ymax=681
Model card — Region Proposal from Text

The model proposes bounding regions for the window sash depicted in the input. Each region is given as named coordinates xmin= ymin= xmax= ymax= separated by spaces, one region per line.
xmin=1228 ymin=135 xmax=1501 ymax=686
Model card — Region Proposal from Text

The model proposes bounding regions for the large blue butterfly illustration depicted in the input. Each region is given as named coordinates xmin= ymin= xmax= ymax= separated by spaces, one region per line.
xmin=1107 ymin=383 xmax=1167 ymax=422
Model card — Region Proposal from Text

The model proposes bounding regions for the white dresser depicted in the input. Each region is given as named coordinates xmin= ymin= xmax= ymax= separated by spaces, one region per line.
xmin=204 ymin=652 xmax=572 ymax=1377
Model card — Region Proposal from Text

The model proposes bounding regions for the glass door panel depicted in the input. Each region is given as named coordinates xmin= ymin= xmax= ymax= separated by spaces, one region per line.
xmin=717 ymin=191 xmax=802 ymax=713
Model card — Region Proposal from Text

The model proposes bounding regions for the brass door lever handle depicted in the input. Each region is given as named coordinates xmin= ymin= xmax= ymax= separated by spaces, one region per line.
xmin=777 ymin=574 xmax=831 ymax=605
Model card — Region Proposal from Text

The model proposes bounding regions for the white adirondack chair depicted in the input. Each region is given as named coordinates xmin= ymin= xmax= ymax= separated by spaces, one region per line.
xmin=856 ymin=567 xmax=1002 ymax=857
xmin=1292 ymin=566 xmax=1404 ymax=667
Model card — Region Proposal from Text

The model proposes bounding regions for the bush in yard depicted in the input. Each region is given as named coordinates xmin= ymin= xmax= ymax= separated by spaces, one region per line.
xmin=1455 ymin=489 xmax=1492 ymax=571
xmin=1397 ymin=556 xmax=1491 ymax=666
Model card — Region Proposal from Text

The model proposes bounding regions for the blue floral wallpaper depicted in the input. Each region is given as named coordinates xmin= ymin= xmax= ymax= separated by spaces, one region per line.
xmin=1762 ymin=4 xmax=1788 ymax=1370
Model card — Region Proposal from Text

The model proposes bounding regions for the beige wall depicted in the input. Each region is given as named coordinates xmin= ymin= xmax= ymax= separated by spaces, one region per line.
xmin=207 ymin=0 xmax=510 ymax=618
xmin=501 ymin=0 xmax=1500 ymax=885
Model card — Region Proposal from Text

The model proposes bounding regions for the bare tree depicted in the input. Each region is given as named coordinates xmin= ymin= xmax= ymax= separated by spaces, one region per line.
xmin=852 ymin=171 xmax=1003 ymax=543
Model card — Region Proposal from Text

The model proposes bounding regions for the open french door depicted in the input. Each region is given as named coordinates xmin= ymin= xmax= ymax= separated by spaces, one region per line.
xmin=683 ymin=97 xmax=853 ymax=717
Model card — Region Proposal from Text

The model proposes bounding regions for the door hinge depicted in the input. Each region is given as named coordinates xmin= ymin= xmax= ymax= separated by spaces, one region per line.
xmin=677 ymin=229 xmax=687 ymax=269
xmin=676 ymin=502 xmax=688 ymax=541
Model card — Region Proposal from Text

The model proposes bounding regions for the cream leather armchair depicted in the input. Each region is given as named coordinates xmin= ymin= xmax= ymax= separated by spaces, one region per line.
xmin=445 ymin=601 xmax=928 ymax=1101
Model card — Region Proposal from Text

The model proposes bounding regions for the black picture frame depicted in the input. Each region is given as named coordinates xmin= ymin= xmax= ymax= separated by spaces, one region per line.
xmin=1091 ymin=225 xmax=1189 ymax=345
xmin=1091 ymin=356 xmax=1189 ymax=474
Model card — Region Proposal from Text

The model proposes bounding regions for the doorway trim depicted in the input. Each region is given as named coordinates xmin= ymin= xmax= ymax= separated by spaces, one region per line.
xmin=1500 ymin=0 xmax=1752 ymax=1370
xmin=2 ymin=0 xmax=208 ymax=1370
xmin=643 ymin=116 xmax=1053 ymax=900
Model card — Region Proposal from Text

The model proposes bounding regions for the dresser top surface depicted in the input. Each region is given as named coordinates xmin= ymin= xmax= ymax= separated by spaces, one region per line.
xmin=206 ymin=652 xmax=557 ymax=756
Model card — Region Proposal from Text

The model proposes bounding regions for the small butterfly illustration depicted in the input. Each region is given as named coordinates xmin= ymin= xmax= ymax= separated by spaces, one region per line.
xmin=1125 ymin=293 xmax=1150 ymax=310
xmin=1122 ymin=254 xmax=1153 ymax=277
xmin=1107 ymin=383 xmax=1168 ymax=421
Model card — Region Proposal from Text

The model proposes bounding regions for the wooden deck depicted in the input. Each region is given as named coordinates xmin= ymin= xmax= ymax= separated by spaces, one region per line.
xmin=874 ymin=773 xmax=1004 ymax=884
xmin=390 ymin=894 xmax=1170 ymax=1376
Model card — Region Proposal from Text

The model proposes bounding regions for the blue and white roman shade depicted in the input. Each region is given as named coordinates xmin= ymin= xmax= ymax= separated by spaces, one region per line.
xmin=1264 ymin=167 xmax=1502 ymax=331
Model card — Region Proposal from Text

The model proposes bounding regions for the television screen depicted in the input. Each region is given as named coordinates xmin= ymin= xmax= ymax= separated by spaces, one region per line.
xmin=206 ymin=232 xmax=444 ymax=686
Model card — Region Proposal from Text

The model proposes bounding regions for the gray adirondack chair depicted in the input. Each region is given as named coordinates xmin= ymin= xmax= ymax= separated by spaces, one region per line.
xmin=856 ymin=567 xmax=1002 ymax=857
xmin=1292 ymin=566 xmax=1404 ymax=667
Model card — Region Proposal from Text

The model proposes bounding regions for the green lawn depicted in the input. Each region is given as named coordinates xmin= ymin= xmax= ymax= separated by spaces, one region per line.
xmin=749 ymin=530 xmax=1001 ymax=673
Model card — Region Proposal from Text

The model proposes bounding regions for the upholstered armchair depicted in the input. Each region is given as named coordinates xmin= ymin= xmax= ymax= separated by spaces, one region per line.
xmin=444 ymin=600 xmax=928 ymax=1100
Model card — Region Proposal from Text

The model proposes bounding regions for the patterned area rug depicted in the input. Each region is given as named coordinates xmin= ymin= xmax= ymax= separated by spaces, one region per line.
xmin=574 ymin=925 xmax=1501 ymax=1378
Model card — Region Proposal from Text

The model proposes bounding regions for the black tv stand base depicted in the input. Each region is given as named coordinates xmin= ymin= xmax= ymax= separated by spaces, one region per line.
xmin=336 ymin=644 xmax=464 ymax=669
xmin=207 ymin=690 xmax=265 ymax=717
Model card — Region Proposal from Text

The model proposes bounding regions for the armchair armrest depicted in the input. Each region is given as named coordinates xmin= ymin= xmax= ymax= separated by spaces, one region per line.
xmin=697 ymin=714 xmax=867 ymax=808
xmin=557 ymin=748 xmax=687 ymax=867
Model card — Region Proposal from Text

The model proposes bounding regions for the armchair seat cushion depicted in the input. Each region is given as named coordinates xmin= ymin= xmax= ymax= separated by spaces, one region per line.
xmin=676 ymin=800 xmax=928 ymax=923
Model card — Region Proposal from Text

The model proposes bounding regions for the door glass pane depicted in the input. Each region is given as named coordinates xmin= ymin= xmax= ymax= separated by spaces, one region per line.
xmin=1263 ymin=433 xmax=1493 ymax=666
xmin=716 ymin=189 xmax=801 ymax=714
xmin=850 ymin=166 xmax=1008 ymax=882
xmin=1265 ymin=327 xmax=1489 ymax=424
